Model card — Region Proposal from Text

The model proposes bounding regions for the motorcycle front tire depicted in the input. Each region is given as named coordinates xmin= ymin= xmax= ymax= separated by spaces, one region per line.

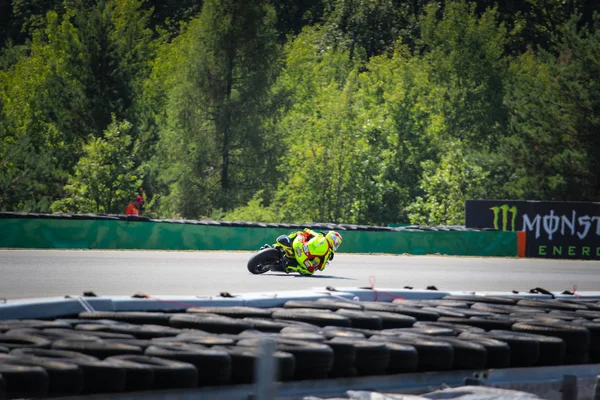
xmin=247 ymin=248 xmax=283 ymax=275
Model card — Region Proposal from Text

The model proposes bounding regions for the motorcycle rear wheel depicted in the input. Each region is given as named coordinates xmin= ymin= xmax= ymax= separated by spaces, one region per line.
xmin=247 ymin=248 xmax=283 ymax=275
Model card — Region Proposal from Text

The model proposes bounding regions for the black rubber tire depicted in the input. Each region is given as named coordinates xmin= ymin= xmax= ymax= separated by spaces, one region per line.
xmin=439 ymin=307 xmax=493 ymax=317
xmin=58 ymin=329 xmax=135 ymax=340
xmin=103 ymin=338 xmax=153 ymax=349
xmin=0 ymin=334 xmax=52 ymax=350
xmin=442 ymin=295 xmax=516 ymax=305
xmin=283 ymin=301 xmax=343 ymax=310
xmin=236 ymin=338 xmax=334 ymax=379
xmin=360 ymin=302 xmax=399 ymax=313
xmin=51 ymin=339 xmax=144 ymax=359
xmin=247 ymin=248 xmax=281 ymax=274
xmin=511 ymin=321 xmax=590 ymax=363
xmin=286 ymin=300 xmax=362 ymax=311
xmin=362 ymin=311 xmax=416 ymax=329
xmin=516 ymin=299 xmax=587 ymax=312
xmin=382 ymin=342 xmax=418 ymax=374
xmin=386 ymin=327 xmax=455 ymax=337
xmin=470 ymin=316 xmax=519 ymax=329
xmin=0 ymin=354 xmax=83 ymax=395
xmin=187 ymin=307 xmax=273 ymax=319
xmin=212 ymin=345 xmax=295 ymax=383
xmin=369 ymin=335 xmax=453 ymax=371
xmin=324 ymin=326 xmax=379 ymax=338
xmin=0 ymin=320 xmax=71 ymax=332
xmin=545 ymin=311 xmax=581 ymax=321
xmin=145 ymin=343 xmax=232 ymax=385
xmin=421 ymin=307 xmax=466 ymax=318
xmin=330 ymin=338 xmax=390 ymax=376
xmin=413 ymin=321 xmax=485 ymax=335
xmin=278 ymin=332 xmax=326 ymax=342
xmin=75 ymin=323 xmax=182 ymax=340
xmin=10 ymin=350 xmax=126 ymax=394
xmin=438 ymin=317 xmax=515 ymax=331
xmin=161 ymin=335 xmax=237 ymax=347
xmin=280 ymin=327 xmax=366 ymax=340
xmin=397 ymin=299 xmax=469 ymax=309
xmin=10 ymin=348 xmax=98 ymax=361
xmin=574 ymin=310 xmax=600 ymax=320
xmin=272 ymin=310 xmax=352 ymax=328
xmin=491 ymin=330 xmax=565 ymax=365
xmin=0 ymin=363 xmax=48 ymax=398
xmin=314 ymin=299 xmax=365 ymax=311
xmin=335 ymin=310 xmax=383 ymax=330
xmin=471 ymin=303 xmax=545 ymax=315
xmin=106 ymin=355 xmax=198 ymax=390
xmin=78 ymin=312 xmax=172 ymax=326
xmin=169 ymin=314 xmax=253 ymax=334
xmin=428 ymin=337 xmax=487 ymax=369
xmin=9 ymin=328 xmax=101 ymax=342
xmin=459 ymin=336 xmax=511 ymax=368
xmin=561 ymin=300 xmax=600 ymax=311
xmin=243 ymin=318 xmax=303 ymax=333
xmin=390 ymin=306 xmax=440 ymax=322
xmin=322 ymin=340 xmax=356 ymax=377
xmin=570 ymin=320 xmax=600 ymax=351
xmin=459 ymin=331 xmax=539 ymax=367
xmin=55 ymin=319 xmax=127 ymax=327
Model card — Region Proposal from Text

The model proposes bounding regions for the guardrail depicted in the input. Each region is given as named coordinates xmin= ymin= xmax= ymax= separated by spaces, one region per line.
xmin=0 ymin=213 xmax=518 ymax=257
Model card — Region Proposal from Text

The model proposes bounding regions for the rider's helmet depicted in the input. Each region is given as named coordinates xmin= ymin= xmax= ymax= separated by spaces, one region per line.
xmin=325 ymin=231 xmax=343 ymax=251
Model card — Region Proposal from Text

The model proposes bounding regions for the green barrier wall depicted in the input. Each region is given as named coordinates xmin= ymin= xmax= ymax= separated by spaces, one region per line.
xmin=0 ymin=218 xmax=517 ymax=257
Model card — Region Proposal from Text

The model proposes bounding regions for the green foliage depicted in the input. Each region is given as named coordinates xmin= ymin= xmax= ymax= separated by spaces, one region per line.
xmin=51 ymin=118 xmax=144 ymax=214
xmin=501 ymin=12 xmax=600 ymax=201
xmin=407 ymin=143 xmax=489 ymax=225
xmin=323 ymin=0 xmax=402 ymax=60
xmin=2 ymin=0 xmax=600 ymax=226
xmin=153 ymin=0 xmax=282 ymax=219
xmin=222 ymin=191 xmax=281 ymax=223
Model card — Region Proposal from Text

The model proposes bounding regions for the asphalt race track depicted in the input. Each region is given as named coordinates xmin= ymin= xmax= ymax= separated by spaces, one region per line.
xmin=0 ymin=250 xmax=598 ymax=300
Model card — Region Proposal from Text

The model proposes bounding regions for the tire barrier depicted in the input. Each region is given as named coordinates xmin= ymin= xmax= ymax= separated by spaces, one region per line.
xmin=0 ymin=213 xmax=517 ymax=257
xmin=0 ymin=296 xmax=599 ymax=398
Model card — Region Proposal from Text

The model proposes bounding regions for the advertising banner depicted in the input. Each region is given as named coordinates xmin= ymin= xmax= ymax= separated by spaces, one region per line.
xmin=465 ymin=200 xmax=600 ymax=260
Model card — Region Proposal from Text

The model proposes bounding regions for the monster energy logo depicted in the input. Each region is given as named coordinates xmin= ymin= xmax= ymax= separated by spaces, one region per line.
xmin=490 ymin=204 xmax=518 ymax=231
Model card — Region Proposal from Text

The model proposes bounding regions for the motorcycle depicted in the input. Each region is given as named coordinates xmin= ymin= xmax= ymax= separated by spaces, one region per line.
xmin=247 ymin=235 xmax=295 ymax=275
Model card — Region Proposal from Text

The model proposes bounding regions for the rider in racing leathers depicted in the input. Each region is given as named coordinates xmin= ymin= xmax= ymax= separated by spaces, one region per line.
xmin=263 ymin=229 xmax=343 ymax=275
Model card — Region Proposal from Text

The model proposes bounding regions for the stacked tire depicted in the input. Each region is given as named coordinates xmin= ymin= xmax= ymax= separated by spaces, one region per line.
xmin=0 ymin=296 xmax=599 ymax=398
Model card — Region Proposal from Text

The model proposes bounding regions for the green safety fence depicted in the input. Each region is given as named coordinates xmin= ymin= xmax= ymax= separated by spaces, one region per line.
xmin=0 ymin=218 xmax=517 ymax=257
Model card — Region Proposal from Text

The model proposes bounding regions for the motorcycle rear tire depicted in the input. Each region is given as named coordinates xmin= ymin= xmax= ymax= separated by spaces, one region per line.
xmin=247 ymin=249 xmax=282 ymax=275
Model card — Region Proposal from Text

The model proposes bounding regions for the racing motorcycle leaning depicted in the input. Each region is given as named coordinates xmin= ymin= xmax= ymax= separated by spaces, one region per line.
xmin=247 ymin=235 xmax=295 ymax=275
xmin=247 ymin=230 xmax=342 ymax=275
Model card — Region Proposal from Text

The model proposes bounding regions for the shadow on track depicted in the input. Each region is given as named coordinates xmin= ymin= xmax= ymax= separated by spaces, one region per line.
xmin=262 ymin=273 xmax=356 ymax=280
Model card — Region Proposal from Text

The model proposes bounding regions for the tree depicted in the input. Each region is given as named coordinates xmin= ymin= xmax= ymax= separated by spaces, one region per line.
xmin=273 ymin=26 xmax=381 ymax=224
xmin=154 ymin=0 xmax=281 ymax=218
xmin=0 ymin=0 xmax=156 ymax=212
xmin=324 ymin=0 xmax=402 ymax=60
xmin=501 ymin=12 xmax=600 ymax=201
xmin=51 ymin=118 xmax=144 ymax=214
xmin=407 ymin=142 xmax=489 ymax=225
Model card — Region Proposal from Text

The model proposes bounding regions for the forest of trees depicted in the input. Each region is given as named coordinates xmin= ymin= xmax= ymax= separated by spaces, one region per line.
xmin=1 ymin=0 xmax=599 ymax=226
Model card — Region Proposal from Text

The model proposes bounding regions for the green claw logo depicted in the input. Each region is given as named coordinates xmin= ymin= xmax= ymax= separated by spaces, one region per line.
xmin=490 ymin=204 xmax=518 ymax=231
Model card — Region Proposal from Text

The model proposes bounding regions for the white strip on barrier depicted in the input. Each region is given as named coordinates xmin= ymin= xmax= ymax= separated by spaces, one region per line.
xmin=1 ymin=288 xmax=599 ymax=320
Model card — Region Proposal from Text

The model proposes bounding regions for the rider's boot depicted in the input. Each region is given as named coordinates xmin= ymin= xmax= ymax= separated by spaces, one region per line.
xmin=285 ymin=265 xmax=301 ymax=274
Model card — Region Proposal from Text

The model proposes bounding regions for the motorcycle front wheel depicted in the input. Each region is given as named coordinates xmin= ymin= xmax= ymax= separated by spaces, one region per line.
xmin=247 ymin=248 xmax=283 ymax=275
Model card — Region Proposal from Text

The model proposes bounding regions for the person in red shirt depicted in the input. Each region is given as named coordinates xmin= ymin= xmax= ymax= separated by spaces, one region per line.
xmin=125 ymin=196 xmax=143 ymax=216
